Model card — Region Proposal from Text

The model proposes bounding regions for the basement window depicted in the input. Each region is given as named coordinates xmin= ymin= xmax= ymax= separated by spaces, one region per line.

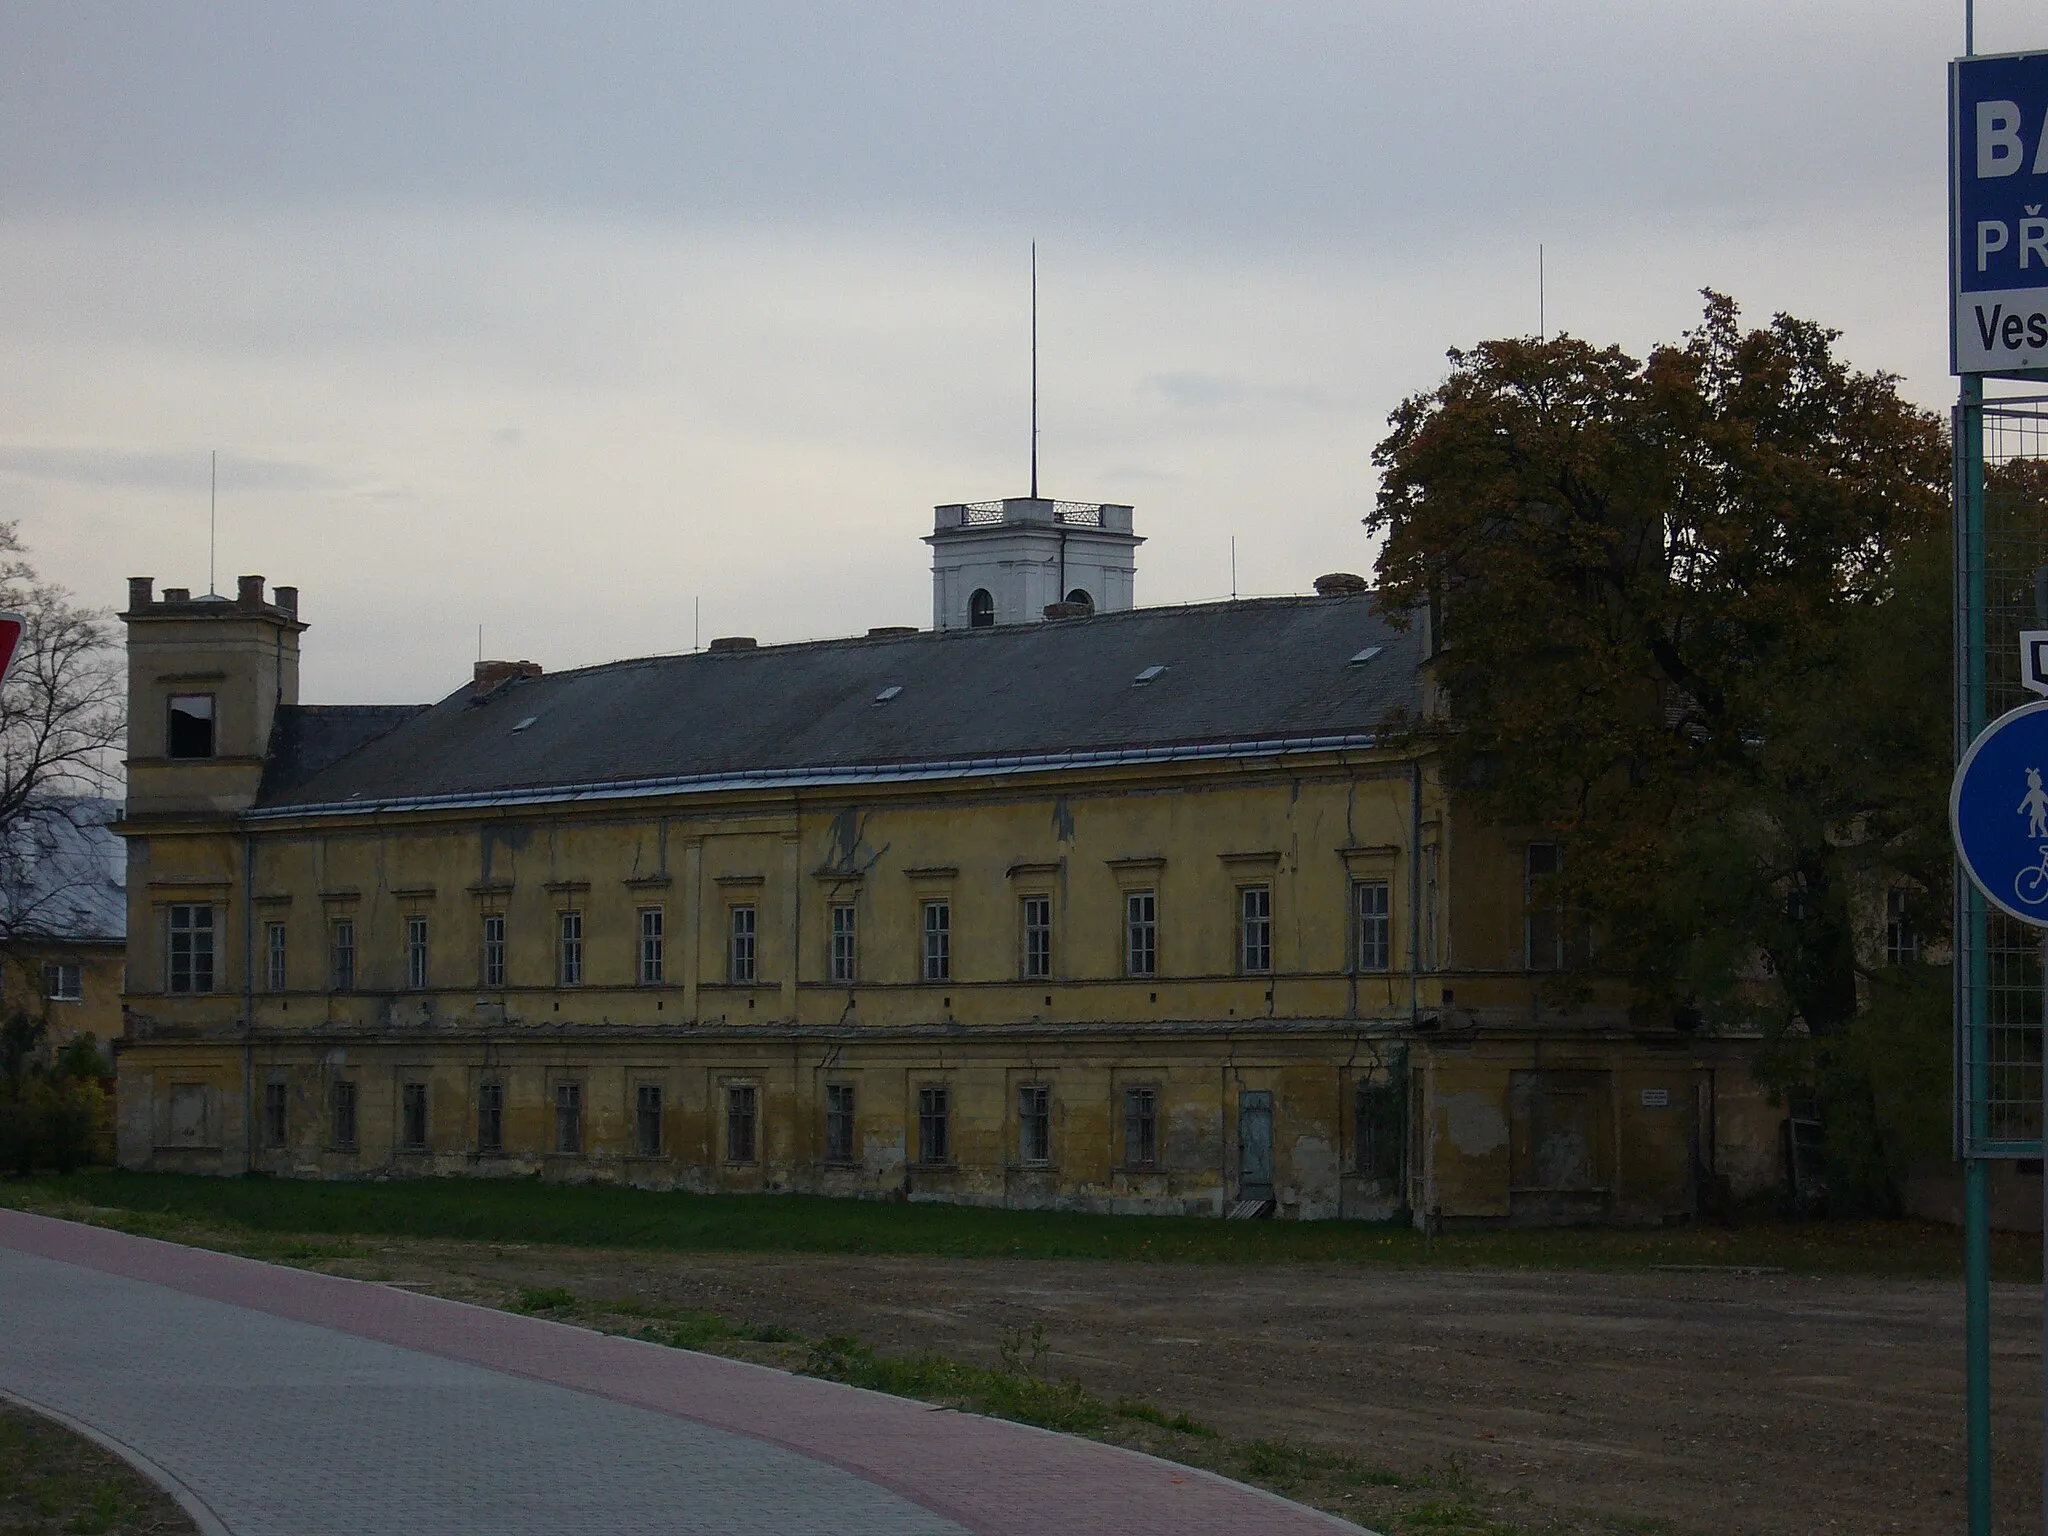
xmin=1133 ymin=664 xmax=1167 ymax=685
xmin=1350 ymin=646 xmax=1383 ymax=664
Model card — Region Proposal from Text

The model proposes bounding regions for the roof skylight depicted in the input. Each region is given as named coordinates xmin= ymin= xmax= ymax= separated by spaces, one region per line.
xmin=1350 ymin=646 xmax=1383 ymax=665
xmin=512 ymin=716 xmax=538 ymax=732
xmin=1133 ymin=664 xmax=1168 ymax=685
xmin=874 ymin=685 xmax=903 ymax=703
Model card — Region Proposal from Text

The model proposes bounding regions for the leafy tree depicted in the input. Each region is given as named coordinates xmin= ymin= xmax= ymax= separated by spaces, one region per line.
xmin=1367 ymin=293 xmax=1951 ymax=1208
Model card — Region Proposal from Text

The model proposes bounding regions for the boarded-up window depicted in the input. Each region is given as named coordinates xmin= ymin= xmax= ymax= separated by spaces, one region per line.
xmin=1509 ymin=1070 xmax=1610 ymax=1192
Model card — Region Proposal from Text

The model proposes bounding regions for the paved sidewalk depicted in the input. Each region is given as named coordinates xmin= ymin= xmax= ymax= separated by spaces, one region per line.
xmin=0 ymin=1209 xmax=1356 ymax=1535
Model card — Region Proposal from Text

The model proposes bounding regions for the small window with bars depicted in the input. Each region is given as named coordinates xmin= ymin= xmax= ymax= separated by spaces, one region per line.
xmin=1240 ymin=885 xmax=1272 ymax=973
xmin=1018 ymin=1084 xmax=1051 ymax=1165
xmin=639 ymin=907 xmax=664 ymax=984
xmin=1125 ymin=890 xmax=1157 ymax=977
xmin=1021 ymin=895 xmax=1051 ymax=979
xmin=825 ymin=1082 xmax=856 ymax=1164
xmin=830 ymin=903 xmax=856 ymax=983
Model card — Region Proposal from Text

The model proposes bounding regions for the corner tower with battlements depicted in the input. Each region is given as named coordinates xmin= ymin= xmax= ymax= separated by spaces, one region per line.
xmin=925 ymin=498 xmax=1142 ymax=630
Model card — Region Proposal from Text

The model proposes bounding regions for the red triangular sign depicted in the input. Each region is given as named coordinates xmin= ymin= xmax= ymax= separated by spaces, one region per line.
xmin=0 ymin=613 xmax=25 ymax=687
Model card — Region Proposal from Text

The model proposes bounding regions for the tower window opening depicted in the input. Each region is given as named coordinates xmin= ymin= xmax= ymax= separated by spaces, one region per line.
xmin=969 ymin=588 xmax=995 ymax=628
xmin=1064 ymin=589 xmax=1094 ymax=613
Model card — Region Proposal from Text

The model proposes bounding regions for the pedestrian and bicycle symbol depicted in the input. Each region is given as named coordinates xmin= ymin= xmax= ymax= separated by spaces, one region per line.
xmin=1951 ymin=699 xmax=2048 ymax=924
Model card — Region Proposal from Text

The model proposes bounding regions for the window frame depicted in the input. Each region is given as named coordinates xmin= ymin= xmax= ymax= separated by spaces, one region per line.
xmin=329 ymin=917 xmax=357 ymax=992
xmin=329 ymin=1079 xmax=358 ymax=1152
xmin=1239 ymin=884 xmax=1273 ymax=974
xmin=482 ymin=913 xmax=507 ymax=989
xmin=725 ymin=1081 xmax=759 ymax=1164
xmin=1124 ymin=889 xmax=1158 ymax=978
xmin=265 ymin=921 xmax=287 ymax=993
xmin=1122 ymin=1084 xmax=1160 ymax=1170
xmin=166 ymin=903 xmax=216 ymax=995
xmin=1884 ymin=887 xmax=1921 ymax=966
xmin=405 ymin=915 xmax=429 ymax=990
xmin=400 ymin=1081 xmax=429 ymax=1151
xmin=42 ymin=961 xmax=83 ymax=1002
xmin=917 ymin=1084 xmax=951 ymax=1165
xmin=554 ymin=1079 xmax=583 ymax=1155
xmin=729 ymin=905 xmax=757 ymax=984
xmin=824 ymin=1082 xmax=857 ymax=1165
xmin=557 ymin=910 xmax=583 ymax=987
xmin=922 ymin=900 xmax=951 ymax=982
xmin=1353 ymin=879 xmax=1391 ymax=974
xmin=477 ymin=1080 xmax=505 ymax=1154
xmin=166 ymin=692 xmax=216 ymax=760
xmin=829 ymin=903 xmax=857 ymax=984
xmin=1020 ymin=894 xmax=1052 ymax=980
xmin=635 ymin=1083 xmax=664 ymax=1157
xmin=1017 ymin=1083 xmax=1052 ymax=1166
xmin=638 ymin=906 xmax=665 ymax=985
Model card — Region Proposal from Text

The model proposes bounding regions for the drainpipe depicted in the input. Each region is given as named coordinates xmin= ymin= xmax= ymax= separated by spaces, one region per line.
xmin=242 ymin=828 xmax=255 ymax=1171
xmin=1408 ymin=760 xmax=1422 ymax=1027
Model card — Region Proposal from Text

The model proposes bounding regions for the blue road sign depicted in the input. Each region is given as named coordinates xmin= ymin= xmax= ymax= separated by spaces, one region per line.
xmin=1951 ymin=700 xmax=2048 ymax=925
xmin=1952 ymin=50 xmax=2048 ymax=373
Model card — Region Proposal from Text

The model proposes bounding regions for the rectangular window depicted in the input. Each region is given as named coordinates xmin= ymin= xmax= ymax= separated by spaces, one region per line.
xmin=1124 ymin=1086 xmax=1159 ymax=1169
xmin=825 ymin=1083 xmax=856 ymax=1164
xmin=918 ymin=1085 xmax=950 ymax=1165
xmin=330 ymin=1080 xmax=358 ymax=1151
xmin=829 ymin=903 xmax=857 ymax=984
xmin=1525 ymin=843 xmax=1563 ymax=972
xmin=330 ymin=919 xmax=356 ymax=991
xmin=922 ymin=901 xmax=951 ymax=981
xmin=477 ymin=1081 xmax=504 ymax=1153
xmin=263 ymin=1081 xmax=288 ymax=1149
xmin=558 ymin=911 xmax=583 ymax=986
xmin=726 ymin=1082 xmax=758 ymax=1163
xmin=554 ymin=1080 xmax=582 ymax=1154
xmin=1240 ymin=885 xmax=1272 ymax=974
xmin=482 ymin=913 xmax=506 ymax=988
xmin=636 ymin=1084 xmax=663 ymax=1157
xmin=43 ymin=961 xmax=83 ymax=1001
xmin=638 ymin=907 xmax=664 ymax=984
xmin=406 ymin=915 xmax=429 ymax=990
xmin=1885 ymin=888 xmax=1920 ymax=966
xmin=1355 ymin=1073 xmax=1404 ymax=1181
xmin=167 ymin=904 xmax=215 ymax=994
xmin=729 ymin=905 xmax=756 ymax=984
xmin=401 ymin=1082 xmax=428 ymax=1151
xmin=1018 ymin=1084 xmax=1051 ymax=1165
xmin=1354 ymin=880 xmax=1391 ymax=973
xmin=265 ymin=921 xmax=287 ymax=992
xmin=1125 ymin=890 xmax=1157 ymax=978
xmin=166 ymin=693 xmax=215 ymax=759
xmin=1021 ymin=895 xmax=1051 ymax=980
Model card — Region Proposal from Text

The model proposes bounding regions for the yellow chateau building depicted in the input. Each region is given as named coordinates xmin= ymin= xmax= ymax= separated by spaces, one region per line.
xmin=112 ymin=500 xmax=1783 ymax=1222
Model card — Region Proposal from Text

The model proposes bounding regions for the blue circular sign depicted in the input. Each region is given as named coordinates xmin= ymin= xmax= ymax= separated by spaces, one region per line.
xmin=1952 ymin=700 xmax=2048 ymax=926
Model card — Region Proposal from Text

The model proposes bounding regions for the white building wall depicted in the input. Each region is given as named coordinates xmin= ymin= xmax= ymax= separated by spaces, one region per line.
xmin=926 ymin=500 xmax=1142 ymax=631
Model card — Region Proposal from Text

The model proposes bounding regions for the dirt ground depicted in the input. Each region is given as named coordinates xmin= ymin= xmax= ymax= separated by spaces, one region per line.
xmin=303 ymin=1236 xmax=2043 ymax=1536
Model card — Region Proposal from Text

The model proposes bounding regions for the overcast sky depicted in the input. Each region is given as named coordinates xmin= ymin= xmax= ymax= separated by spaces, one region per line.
xmin=0 ymin=3 xmax=2017 ymax=703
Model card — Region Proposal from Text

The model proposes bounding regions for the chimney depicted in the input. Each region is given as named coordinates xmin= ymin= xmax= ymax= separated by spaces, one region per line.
xmin=1042 ymin=601 xmax=1090 ymax=621
xmin=867 ymin=625 xmax=917 ymax=637
xmin=473 ymin=659 xmax=543 ymax=699
xmin=274 ymin=586 xmax=298 ymax=619
xmin=127 ymin=577 xmax=154 ymax=611
xmin=708 ymin=636 xmax=757 ymax=652
xmin=1313 ymin=572 xmax=1368 ymax=598
xmin=162 ymin=587 xmax=191 ymax=603
xmin=237 ymin=574 xmax=265 ymax=610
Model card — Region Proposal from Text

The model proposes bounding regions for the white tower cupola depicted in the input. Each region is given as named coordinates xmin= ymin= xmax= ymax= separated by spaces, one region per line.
xmin=927 ymin=499 xmax=1142 ymax=630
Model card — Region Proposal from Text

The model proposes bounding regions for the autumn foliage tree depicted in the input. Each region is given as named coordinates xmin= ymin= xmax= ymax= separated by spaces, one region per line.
xmin=1367 ymin=293 xmax=1952 ymax=1207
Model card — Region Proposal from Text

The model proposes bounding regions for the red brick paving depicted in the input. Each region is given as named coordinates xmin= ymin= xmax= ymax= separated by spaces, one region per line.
xmin=0 ymin=1209 xmax=1357 ymax=1534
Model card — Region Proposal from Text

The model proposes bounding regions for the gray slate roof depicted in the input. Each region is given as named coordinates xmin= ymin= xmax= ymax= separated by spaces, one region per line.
xmin=254 ymin=596 xmax=1422 ymax=812
xmin=3 ymin=798 xmax=124 ymax=942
